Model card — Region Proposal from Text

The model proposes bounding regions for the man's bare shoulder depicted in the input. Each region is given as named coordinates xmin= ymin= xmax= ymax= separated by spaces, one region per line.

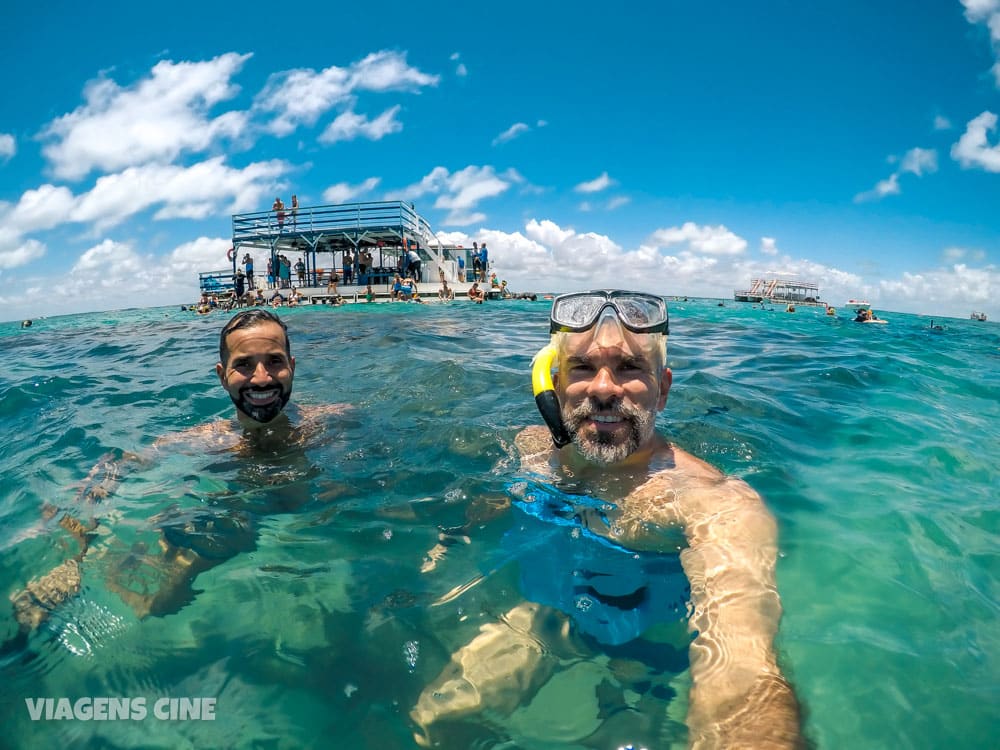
xmin=515 ymin=425 xmax=553 ymax=459
xmin=300 ymin=403 xmax=352 ymax=421
xmin=153 ymin=420 xmax=240 ymax=451
xmin=664 ymin=443 xmax=730 ymax=481
xmin=626 ymin=443 xmax=766 ymax=523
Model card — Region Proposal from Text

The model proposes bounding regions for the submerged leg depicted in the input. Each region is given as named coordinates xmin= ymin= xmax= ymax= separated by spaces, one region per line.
xmin=410 ymin=602 xmax=555 ymax=745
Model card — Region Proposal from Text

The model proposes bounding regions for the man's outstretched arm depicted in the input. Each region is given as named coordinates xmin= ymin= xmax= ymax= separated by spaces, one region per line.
xmin=671 ymin=474 xmax=803 ymax=749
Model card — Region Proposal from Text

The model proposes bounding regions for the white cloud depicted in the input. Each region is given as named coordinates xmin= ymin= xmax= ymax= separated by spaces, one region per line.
xmin=440 ymin=211 xmax=487 ymax=226
xmin=49 ymin=236 xmax=229 ymax=309
xmin=0 ymin=156 xmax=290 ymax=259
xmin=440 ymin=218 xmax=841 ymax=301
xmin=7 ymin=184 xmax=77 ymax=234
xmin=349 ymin=50 xmax=440 ymax=91
xmin=855 ymin=147 xmax=937 ymax=201
xmin=879 ymin=263 xmax=999 ymax=310
xmin=167 ymin=235 xmax=234 ymax=277
xmin=606 ymin=196 xmax=630 ymax=210
xmin=449 ymin=52 xmax=467 ymax=76
xmin=385 ymin=165 xmax=520 ymax=225
xmin=942 ymin=245 xmax=987 ymax=263
xmin=0 ymin=133 xmax=15 ymax=161
xmin=648 ymin=222 xmax=748 ymax=256
xmin=323 ymin=177 xmax=380 ymax=203
xmin=933 ymin=115 xmax=952 ymax=130
xmin=492 ymin=123 xmax=530 ymax=146
xmin=69 ymin=157 xmax=292 ymax=232
xmin=0 ymin=238 xmax=45 ymax=270
xmin=437 ymin=218 xmax=997 ymax=319
xmin=574 ymin=172 xmax=615 ymax=193
xmin=961 ymin=0 xmax=1000 ymax=22
xmin=900 ymin=147 xmax=938 ymax=175
xmin=255 ymin=50 xmax=438 ymax=137
xmin=960 ymin=1 xmax=1000 ymax=86
xmin=761 ymin=237 xmax=779 ymax=256
xmin=951 ymin=111 xmax=1000 ymax=171
xmin=854 ymin=173 xmax=900 ymax=203
xmin=318 ymin=105 xmax=403 ymax=144
xmin=39 ymin=53 xmax=252 ymax=180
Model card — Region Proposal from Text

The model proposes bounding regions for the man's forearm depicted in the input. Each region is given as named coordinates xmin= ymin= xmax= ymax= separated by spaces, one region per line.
xmin=689 ymin=667 xmax=803 ymax=749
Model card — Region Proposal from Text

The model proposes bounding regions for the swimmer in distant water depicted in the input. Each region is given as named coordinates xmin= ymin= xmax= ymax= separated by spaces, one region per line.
xmin=9 ymin=309 xmax=349 ymax=631
xmin=21 ymin=319 xmax=32 ymax=328
xmin=412 ymin=291 xmax=803 ymax=748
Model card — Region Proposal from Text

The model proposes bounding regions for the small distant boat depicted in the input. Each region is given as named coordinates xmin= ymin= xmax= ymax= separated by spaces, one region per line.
xmin=970 ymin=311 xmax=987 ymax=322
xmin=846 ymin=298 xmax=870 ymax=307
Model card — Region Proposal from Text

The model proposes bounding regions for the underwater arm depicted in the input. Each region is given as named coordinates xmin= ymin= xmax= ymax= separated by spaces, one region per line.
xmin=410 ymin=602 xmax=553 ymax=745
xmin=8 ymin=448 xmax=147 ymax=632
xmin=10 ymin=426 xmax=235 ymax=631
xmin=674 ymin=477 xmax=803 ymax=749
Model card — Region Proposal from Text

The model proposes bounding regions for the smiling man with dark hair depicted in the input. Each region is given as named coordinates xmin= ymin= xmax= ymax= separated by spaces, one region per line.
xmin=10 ymin=310 xmax=348 ymax=631
xmin=216 ymin=308 xmax=295 ymax=427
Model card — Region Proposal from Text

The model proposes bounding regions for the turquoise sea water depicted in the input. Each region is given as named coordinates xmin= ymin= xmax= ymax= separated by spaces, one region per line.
xmin=0 ymin=299 xmax=997 ymax=749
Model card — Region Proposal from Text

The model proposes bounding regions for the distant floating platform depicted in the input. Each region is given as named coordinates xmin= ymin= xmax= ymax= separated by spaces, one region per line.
xmin=734 ymin=278 xmax=823 ymax=306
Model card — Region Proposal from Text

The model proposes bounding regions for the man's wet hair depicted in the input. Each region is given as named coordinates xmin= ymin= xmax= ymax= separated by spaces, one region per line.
xmin=219 ymin=309 xmax=291 ymax=365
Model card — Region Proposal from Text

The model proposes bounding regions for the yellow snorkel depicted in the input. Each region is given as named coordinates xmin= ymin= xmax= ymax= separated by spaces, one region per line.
xmin=531 ymin=340 xmax=572 ymax=447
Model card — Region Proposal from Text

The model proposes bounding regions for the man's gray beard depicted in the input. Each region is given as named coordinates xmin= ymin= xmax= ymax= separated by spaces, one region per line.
xmin=564 ymin=398 xmax=655 ymax=464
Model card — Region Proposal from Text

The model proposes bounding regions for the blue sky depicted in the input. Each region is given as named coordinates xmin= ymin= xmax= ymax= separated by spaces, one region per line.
xmin=1 ymin=0 xmax=998 ymax=321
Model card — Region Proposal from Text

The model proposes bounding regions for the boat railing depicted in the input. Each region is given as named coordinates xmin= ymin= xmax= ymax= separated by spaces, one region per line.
xmin=232 ymin=200 xmax=423 ymax=242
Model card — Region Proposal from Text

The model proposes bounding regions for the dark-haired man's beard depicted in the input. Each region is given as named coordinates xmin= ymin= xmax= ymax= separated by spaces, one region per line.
xmin=563 ymin=397 xmax=655 ymax=464
xmin=231 ymin=384 xmax=292 ymax=424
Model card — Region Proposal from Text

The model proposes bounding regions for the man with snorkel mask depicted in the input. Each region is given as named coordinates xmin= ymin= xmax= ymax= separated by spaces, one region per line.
xmin=413 ymin=291 xmax=803 ymax=749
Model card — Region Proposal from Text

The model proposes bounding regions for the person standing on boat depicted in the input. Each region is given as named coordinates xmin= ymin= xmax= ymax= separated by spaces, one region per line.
xmin=478 ymin=242 xmax=489 ymax=282
xmin=272 ymin=197 xmax=286 ymax=231
xmin=406 ymin=247 xmax=422 ymax=282
xmin=471 ymin=241 xmax=482 ymax=282
xmin=358 ymin=249 xmax=370 ymax=282
xmin=8 ymin=310 xmax=349 ymax=631
xmin=234 ymin=268 xmax=246 ymax=305
xmin=412 ymin=291 xmax=803 ymax=749
xmin=243 ymin=253 xmax=255 ymax=290
xmin=290 ymin=194 xmax=298 ymax=228
xmin=343 ymin=249 xmax=355 ymax=285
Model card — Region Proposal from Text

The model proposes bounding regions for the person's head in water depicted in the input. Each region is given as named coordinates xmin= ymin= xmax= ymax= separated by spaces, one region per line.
xmin=547 ymin=291 xmax=671 ymax=464
xmin=216 ymin=309 xmax=295 ymax=426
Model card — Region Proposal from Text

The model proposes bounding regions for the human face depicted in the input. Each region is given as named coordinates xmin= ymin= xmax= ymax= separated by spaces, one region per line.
xmin=216 ymin=322 xmax=295 ymax=426
xmin=555 ymin=324 xmax=671 ymax=464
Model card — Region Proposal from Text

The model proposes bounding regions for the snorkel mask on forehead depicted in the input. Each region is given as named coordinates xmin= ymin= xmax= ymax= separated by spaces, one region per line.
xmin=532 ymin=291 xmax=669 ymax=447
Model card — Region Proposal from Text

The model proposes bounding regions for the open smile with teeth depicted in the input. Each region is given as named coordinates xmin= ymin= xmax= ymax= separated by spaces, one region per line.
xmin=244 ymin=389 xmax=280 ymax=405
xmin=590 ymin=414 xmax=625 ymax=430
